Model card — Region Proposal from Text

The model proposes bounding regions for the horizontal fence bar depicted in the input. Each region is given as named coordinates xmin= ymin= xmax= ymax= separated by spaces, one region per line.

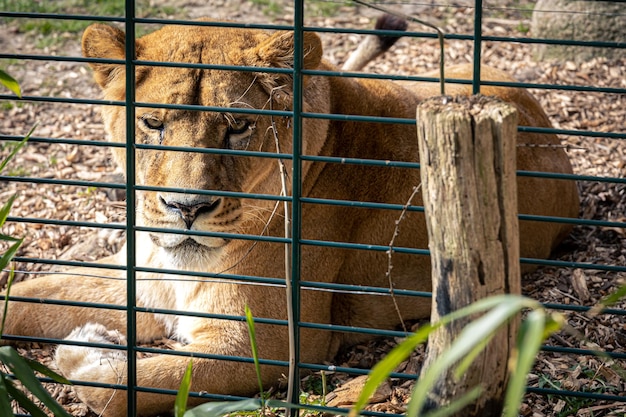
xmin=6 ymin=216 xmax=126 ymax=230
xmin=4 ymin=296 xmax=126 ymax=311
xmin=541 ymin=345 xmax=626 ymax=360
xmin=134 ymin=226 xmax=290 ymax=244
xmin=299 ymin=362 xmax=418 ymax=381
xmin=0 ymin=134 xmax=124 ymax=148
xmin=526 ymin=387 xmax=626 ymax=403
xmin=11 ymin=256 xmax=126 ymax=271
xmin=519 ymin=125 xmax=626 ymax=140
xmin=300 ymin=238 xmax=430 ymax=256
xmin=0 ymin=12 xmax=124 ymax=23
xmin=1 ymin=176 xmax=126 ymax=190
xmin=134 ymin=345 xmax=289 ymax=367
xmin=542 ymin=303 xmax=626 ymax=316
xmin=2 ymin=11 xmax=623 ymax=51
xmin=521 ymin=257 xmax=626 ymax=273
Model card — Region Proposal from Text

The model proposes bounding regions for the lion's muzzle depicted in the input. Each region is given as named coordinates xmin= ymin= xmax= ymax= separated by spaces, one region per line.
xmin=159 ymin=195 xmax=222 ymax=229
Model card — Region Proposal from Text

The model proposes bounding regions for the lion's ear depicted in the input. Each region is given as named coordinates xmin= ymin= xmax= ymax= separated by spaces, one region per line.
xmin=249 ymin=31 xmax=323 ymax=93
xmin=255 ymin=31 xmax=323 ymax=70
xmin=82 ymin=24 xmax=127 ymax=89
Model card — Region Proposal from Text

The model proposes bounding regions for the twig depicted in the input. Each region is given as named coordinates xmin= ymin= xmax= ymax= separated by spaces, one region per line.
xmin=386 ymin=184 xmax=422 ymax=334
xmin=268 ymin=88 xmax=296 ymax=407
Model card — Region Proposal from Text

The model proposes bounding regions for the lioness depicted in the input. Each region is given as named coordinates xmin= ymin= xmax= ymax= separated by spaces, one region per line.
xmin=2 ymin=21 xmax=578 ymax=417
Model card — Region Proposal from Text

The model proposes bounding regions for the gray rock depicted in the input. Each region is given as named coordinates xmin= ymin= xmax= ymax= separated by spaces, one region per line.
xmin=531 ymin=0 xmax=625 ymax=61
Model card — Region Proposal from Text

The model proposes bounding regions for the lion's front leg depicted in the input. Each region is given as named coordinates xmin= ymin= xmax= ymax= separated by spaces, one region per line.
xmin=1 ymin=270 xmax=128 ymax=342
xmin=55 ymin=320 xmax=288 ymax=417
xmin=55 ymin=323 xmax=128 ymax=385
xmin=55 ymin=323 xmax=130 ymax=417
xmin=1 ymin=265 xmax=169 ymax=343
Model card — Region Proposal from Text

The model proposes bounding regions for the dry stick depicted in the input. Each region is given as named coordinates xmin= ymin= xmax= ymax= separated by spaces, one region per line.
xmin=386 ymin=184 xmax=422 ymax=334
xmin=352 ymin=0 xmax=446 ymax=95
xmin=268 ymin=90 xmax=296 ymax=408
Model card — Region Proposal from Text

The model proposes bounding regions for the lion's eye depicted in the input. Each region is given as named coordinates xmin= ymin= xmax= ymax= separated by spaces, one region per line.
xmin=226 ymin=119 xmax=254 ymax=149
xmin=227 ymin=120 xmax=250 ymax=136
xmin=141 ymin=115 xmax=164 ymax=131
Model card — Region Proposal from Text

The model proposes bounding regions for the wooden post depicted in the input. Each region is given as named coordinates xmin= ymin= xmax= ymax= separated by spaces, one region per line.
xmin=416 ymin=95 xmax=521 ymax=416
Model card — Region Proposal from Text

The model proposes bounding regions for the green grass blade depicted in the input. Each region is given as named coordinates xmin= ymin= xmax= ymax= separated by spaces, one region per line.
xmin=0 ymin=233 xmax=20 ymax=242
xmin=542 ymin=313 xmax=565 ymax=340
xmin=0 ymin=195 xmax=17 ymax=230
xmin=352 ymin=296 xmax=534 ymax=417
xmin=596 ymin=283 xmax=626 ymax=311
xmin=350 ymin=323 xmax=436 ymax=417
xmin=503 ymin=310 xmax=546 ymax=417
xmin=0 ymin=239 xmax=22 ymax=276
xmin=448 ymin=299 xmax=524 ymax=380
xmin=245 ymin=305 xmax=264 ymax=398
xmin=0 ymin=376 xmax=16 ymax=416
xmin=453 ymin=331 xmax=495 ymax=380
xmin=24 ymin=357 xmax=71 ymax=385
xmin=0 ymin=125 xmax=33 ymax=174
xmin=408 ymin=297 xmax=531 ymax=417
xmin=0 ymin=69 xmax=21 ymax=97
xmin=436 ymin=295 xmax=538 ymax=328
xmin=1 ymin=268 xmax=14 ymax=335
xmin=5 ymin=381 xmax=49 ymax=417
xmin=185 ymin=398 xmax=348 ymax=417
xmin=184 ymin=398 xmax=262 ymax=417
xmin=0 ymin=346 xmax=71 ymax=417
xmin=175 ymin=359 xmax=194 ymax=417
xmin=421 ymin=385 xmax=483 ymax=417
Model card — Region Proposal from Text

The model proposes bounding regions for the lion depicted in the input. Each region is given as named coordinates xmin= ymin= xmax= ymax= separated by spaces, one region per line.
xmin=1 ymin=20 xmax=579 ymax=417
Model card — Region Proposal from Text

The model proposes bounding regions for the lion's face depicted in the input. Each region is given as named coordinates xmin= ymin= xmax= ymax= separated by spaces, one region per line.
xmin=82 ymin=22 xmax=328 ymax=265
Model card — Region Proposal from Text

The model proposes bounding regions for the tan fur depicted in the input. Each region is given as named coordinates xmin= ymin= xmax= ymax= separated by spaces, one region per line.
xmin=1 ymin=21 xmax=578 ymax=417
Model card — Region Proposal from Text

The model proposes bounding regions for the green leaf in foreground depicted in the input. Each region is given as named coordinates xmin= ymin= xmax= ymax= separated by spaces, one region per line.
xmin=351 ymin=295 xmax=550 ymax=417
xmin=407 ymin=297 xmax=538 ymax=417
xmin=349 ymin=323 xmax=437 ymax=417
xmin=0 ymin=377 xmax=15 ymax=417
xmin=4 ymin=381 xmax=49 ymax=417
xmin=245 ymin=305 xmax=264 ymax=398
xmin=0 ymin=195 xmax=17 ymax=231
xmin=592 ymin=283 xmax=626 ymax=315
xmin=420 ymin=386 xmax=482 ymax=417
xmin=0 ymin=237 xmax=22 ymax=277
xmin=184 ymin=398 xmax=263 ymax=417
xmin=185 ymin=398 xmax=348 ymax=417
xmin=503 ymin=309 xmax=546 ymax=417
xmin=22 ymin=355 xmax=71 ymax=385
xmin=0 ymin=346 xmax=72 ymax=417
xmin=0 ymin=125 xmax=34 ymax=174
xmin=0 ymin=69 xmax=21 ymax=98
xmin=175 ymin=359 xmax=194 ymax=417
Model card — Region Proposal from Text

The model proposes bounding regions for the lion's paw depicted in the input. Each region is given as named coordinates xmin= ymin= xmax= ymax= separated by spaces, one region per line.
xmin=55 ymin=322 xmax=127 ymax=381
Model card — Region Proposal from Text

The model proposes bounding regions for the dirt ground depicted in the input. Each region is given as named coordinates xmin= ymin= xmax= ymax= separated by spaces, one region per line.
xmin=0 ymin=1 xmax=625 ymax=416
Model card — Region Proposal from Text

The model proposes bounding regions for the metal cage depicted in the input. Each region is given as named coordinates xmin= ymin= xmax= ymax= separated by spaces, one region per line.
xmin=1 ymin=1 xmax=624 ymax=416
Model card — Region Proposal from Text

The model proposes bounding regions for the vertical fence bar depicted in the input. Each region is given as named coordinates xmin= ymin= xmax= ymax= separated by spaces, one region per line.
xmin=289 ymin=0 xmax=304 ymax=413
xmin=124 ymin=0 xmax=138 ymax=415
xmin=472 ymin=0 xmax=483 ymax=94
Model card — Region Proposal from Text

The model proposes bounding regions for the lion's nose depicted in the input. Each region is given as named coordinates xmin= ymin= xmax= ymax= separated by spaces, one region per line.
xmin=160 ymin=197 xmax=221 ymax=229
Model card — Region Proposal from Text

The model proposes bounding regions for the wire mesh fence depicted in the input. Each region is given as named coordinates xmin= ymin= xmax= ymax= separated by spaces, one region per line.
xmin=0 ymin=1 xmax=625 ymax=416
